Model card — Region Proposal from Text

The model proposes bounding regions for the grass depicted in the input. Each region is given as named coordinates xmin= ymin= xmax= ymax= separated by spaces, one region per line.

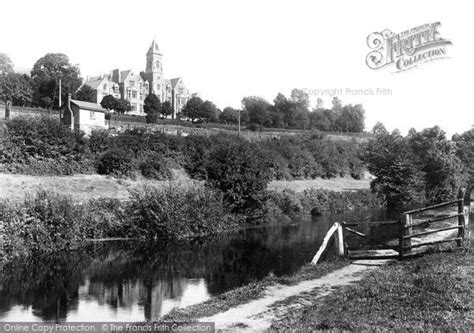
xmin=0 ymin=170 xmax=197 ymax=203
xmin=270 ymin=246 xmax=474 ymax=331
xmin=0 ymin=172 xmax=370 ymax=203
xmin=161 ymin=258 xmax=350 ymax=322
xmin=268 ymin=176 xmax=371 ymax=193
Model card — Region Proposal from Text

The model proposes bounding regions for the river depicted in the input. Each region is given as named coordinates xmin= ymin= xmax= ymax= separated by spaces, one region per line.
xmin=0 ymin=207 xmax=466 ymax=322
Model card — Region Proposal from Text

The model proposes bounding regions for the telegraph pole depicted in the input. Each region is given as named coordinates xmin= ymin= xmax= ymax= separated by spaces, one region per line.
xmin=58 ymin=79 xmax=62 ymax=108
xmin=238 ymin=109 xmax=241 ymax=135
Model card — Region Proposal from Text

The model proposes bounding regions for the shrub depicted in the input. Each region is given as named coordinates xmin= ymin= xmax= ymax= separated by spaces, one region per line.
xmin=89 ymin=129 xmax=111 ymax=154
xmin=138 ymin=152 xmax=173 ymax=180
xmin=204 ymin=139 xmax=272 ymax=219
xmin=127 ymin=184 xmax=237 ymax=239
xmin=0 ymin=116 xmax=92 ymax=175
xmin=96 ymin=148 xmax=135 ymax=177
xmin=0 ymin=191 xmax=87 ymax=260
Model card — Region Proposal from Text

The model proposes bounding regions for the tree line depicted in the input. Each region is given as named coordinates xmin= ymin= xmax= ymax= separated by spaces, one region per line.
xmin=364 ymin=123 xmax=473 ymax=208
xmin=0 ymin=52 xmax=132 ymax=112
xmin=1 ymin=52 xmax=366 ymax=133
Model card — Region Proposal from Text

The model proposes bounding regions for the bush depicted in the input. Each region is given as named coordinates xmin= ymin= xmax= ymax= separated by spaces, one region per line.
xmin=127 ymin=184 xmax=237 ymax=239
xmin=96 ymin=148 xmax=135 ymax=177
xmin=138 ymin=152 xmax=172 ymax=180
xmin=204 ymin=139 xmax=272 ymax=219
xmin=0 ymin=192 xmax=87 ymax=260
xmin=89 ymin=129 xmax=111 ymax=154
xmin=0 ymin=116 xmax=92 ymax=175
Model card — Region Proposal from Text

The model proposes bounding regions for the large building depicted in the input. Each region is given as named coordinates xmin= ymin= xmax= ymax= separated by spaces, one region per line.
xmin=83 ymin=39 xmax=191 ymax=118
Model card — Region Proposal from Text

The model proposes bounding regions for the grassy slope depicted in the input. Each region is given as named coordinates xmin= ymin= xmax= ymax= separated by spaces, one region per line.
xmin=271 ymin=247 xmax=473 ymax=331
xmin=0 ymin=171 xmax=197 ymax=203
xmin=268 ymin=176 xmax=371 ymax=192
xmin=0 ymin=173 xmax=370 ymax=203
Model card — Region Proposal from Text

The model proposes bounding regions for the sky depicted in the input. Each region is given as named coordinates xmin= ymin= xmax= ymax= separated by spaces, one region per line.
xmin=1 ymin=0 xmax=472 ymax=136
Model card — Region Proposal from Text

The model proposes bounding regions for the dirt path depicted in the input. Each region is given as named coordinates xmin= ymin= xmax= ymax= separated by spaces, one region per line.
xmin=200 ymin=260 xmax=389 ymax=331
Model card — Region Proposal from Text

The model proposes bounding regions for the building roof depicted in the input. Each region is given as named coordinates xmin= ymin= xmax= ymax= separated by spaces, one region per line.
xmin=120 ymin=70 xmax=131 ymax=82
xmin=147 ymin=38 xmax=162 ymax=55
xmin=169 ymin=77 xmax=182 ymax=89
xmin=83 ymin=78 xmax=104 ymax=90
xmin=70 ymin=99 xmax=106 ymax=113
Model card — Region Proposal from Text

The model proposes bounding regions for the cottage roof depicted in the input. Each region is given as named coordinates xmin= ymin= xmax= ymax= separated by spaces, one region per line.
xmin=70 ymin=99 xmax=106 ymax=113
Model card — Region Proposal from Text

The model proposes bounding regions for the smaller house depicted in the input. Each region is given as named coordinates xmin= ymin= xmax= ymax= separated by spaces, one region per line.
xmin=61 ymin=95 xmax=107 ymax=134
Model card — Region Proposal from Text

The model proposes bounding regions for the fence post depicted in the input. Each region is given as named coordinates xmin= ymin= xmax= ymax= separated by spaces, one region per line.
xmin=335 ymin=222 xmax=345 ymax=256
xmin=457 ymin=187 xmax=466 ymax=247
xmin=399 ymin=213 xmax=412 ymax=259
xmin=5 ymin=100 xmax=11 ymax=119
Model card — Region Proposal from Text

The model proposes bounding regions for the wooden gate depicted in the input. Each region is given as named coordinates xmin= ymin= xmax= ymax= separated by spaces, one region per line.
xmin=312 ymin=188 xmax=471 ymax=264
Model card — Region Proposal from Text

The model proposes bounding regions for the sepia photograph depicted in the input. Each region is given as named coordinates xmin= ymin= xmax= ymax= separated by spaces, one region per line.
xmin=0 ymin=0 xmax=472 ymax=331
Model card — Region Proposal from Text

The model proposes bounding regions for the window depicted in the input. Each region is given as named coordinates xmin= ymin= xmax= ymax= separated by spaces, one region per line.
xmin=132 ymin=91 xmax=137 ymax=98
xmin=140 ymin=93 xmax=143 ymax=100
xmin=90 ymin=111 xmax=95 ymax=120
xmin=103 ymin=84 xmax=107 ymax=90
xmin=157 ymin=84 xmax=161 ymax=90
xmin=129 ymin=80 xmax=135 ymax=87
xmin=132 ymin=104 xmax=137 ymax=111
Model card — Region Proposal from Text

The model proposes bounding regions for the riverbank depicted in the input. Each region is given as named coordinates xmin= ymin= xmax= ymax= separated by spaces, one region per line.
xmin=0 ymin=172 xmax=371 ymax=203
xmin=271 ymin=247 xmax=473 ymax=330
xmin=160 ymin=247 xmax=472 ymax=331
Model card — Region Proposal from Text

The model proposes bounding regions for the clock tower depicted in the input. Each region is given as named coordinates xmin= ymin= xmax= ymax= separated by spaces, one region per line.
xmin=145 ymin=38 xmax=164 ymax=97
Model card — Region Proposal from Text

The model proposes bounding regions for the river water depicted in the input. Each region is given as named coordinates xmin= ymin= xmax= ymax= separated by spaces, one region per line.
xmin=0 ymin=207 xmax=455 ymax=322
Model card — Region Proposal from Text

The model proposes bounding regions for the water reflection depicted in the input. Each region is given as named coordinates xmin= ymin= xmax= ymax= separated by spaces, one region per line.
xmin=0 ymin=208 xmax=398 ymax=322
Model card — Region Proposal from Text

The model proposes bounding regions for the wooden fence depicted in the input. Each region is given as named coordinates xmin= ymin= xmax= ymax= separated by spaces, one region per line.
xmin=312 ymin=188 xmax=471 ymax=264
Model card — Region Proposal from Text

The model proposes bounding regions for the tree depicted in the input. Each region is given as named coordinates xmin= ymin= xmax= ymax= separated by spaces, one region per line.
xmin=74 ymin=85 xmax=96 ymax=103
xmin=161 ymin=101 xmax=174 ymax=118
xmin=0 ymin=53 xmax=14 ymax=74
xmin=407 ymin=126 xmax=466 ymax=202
xmin=182 ymin=96 xmax=204 ymax=122
xmin=115 ymin=98 xmax=131 ymax=114
xmin=334 ymin=104 xmax=365 ymax=132
xmin=219 ymin=107 xmax=239 ymax=124
xmin=31 ymin=53 xmax=82 ymax=109
xmin=290 ymin=88 xmax=310 ymax=110
xmin=144 ymin=94 xmax=161 ymax=123
xmin=0 ymin=73 xmax=33 ymax=106
xmin=200 ymin=100 xmax=219 ymax=122
xmin=332 ymin=96 xmax=343 ymax=112
xmin=100 ymin=95 xmax=117 ymax=111
xmin=242 ymin=96 xmax=272 ymax=127
xmin=309 ymin=109 xmax=336 ymax=131
xmin=315 ymin=97 xmax=324 ymax=110
xmin=453 ymin=128 xmax=474 ymax=188
xmin=372 ymin=121 xmax=388 ymax=135
xmin=364 ymin=129 xmax=425 ymax=208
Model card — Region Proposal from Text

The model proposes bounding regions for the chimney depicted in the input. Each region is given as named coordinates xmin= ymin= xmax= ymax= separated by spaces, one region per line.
xmin=112 ymin=69 xmax=121 ymax=83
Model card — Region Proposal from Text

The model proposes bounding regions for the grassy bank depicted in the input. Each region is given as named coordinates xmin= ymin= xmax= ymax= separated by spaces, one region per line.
xmin=0 ymin=185 xmax=238 ymax=262
xmin=271 ymin=247 xmax=473 ymax=331
xmin=0 ymin=184 xmax=381 ymax=263
xmin=0 ymin=173 xmax=370 ymax=204
xmin=161 ymin=258 xmax=350 ymax=322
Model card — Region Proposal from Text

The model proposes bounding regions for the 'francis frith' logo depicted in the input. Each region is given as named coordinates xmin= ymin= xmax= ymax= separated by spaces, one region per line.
xmin=366 ymin=22 xmax=452 ymax=72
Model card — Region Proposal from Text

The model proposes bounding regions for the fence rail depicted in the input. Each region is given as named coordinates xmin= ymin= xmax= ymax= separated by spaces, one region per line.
xmin=312 ymin=187 xmax=471 ymax=264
